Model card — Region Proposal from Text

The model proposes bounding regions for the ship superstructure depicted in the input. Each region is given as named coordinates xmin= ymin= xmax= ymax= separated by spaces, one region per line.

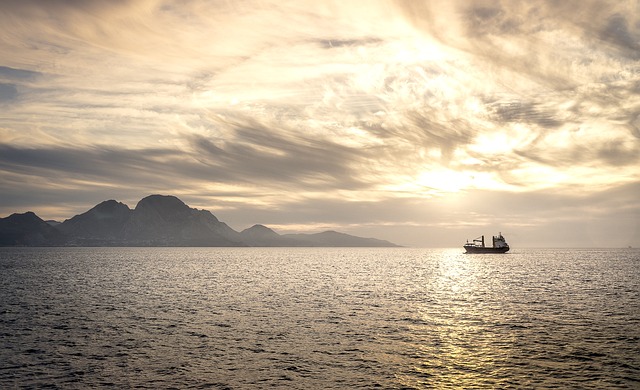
xmin=463 ymin=232 xmax=509 ymax=253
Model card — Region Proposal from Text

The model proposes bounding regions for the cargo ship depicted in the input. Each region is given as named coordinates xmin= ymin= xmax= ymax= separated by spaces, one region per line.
xmin=464 ymin=232 xmax=509 ymax=253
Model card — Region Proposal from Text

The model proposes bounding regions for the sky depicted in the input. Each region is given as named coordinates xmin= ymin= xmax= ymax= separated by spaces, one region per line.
xmin=0 ymin=0 xmax=639 ymax=247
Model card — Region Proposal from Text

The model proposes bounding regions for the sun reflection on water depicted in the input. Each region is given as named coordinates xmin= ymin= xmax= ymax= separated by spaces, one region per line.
xmin=399 ymin=249 xmax=513 ymax=388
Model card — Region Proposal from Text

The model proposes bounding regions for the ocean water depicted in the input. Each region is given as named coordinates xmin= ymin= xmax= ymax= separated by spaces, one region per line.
xmin=1 ymin=247 xmax=638 ymax=389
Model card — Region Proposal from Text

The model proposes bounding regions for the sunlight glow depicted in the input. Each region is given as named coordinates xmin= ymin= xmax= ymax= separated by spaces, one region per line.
xmin=416 ymin=170 xmax=469 ymax=193
xmin=382 ymin=168 xmax=507 ymax=197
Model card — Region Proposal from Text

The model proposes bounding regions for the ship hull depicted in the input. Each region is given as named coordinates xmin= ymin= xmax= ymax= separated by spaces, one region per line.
xmin=463 ymin=245 xmax=509 ymax=253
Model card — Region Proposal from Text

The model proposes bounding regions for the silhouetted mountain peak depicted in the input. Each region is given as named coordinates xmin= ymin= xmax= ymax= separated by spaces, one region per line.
xmin=136 ymin=194 xmax=186 ymax=209
xmin=122 ymin=194 xmax=238 ymax=245
xmin=6 ymin=211 xmax=40 ymax=223
xmin=241 ymin=224 xmax=279 ymax=238
xmin=283 ymin=229 xmax=400 ymax=247
xmin=243 ymin=224 xmax=277 ymax=234
xmin=93 ymin=199 xmax=129 ymax=213
xmin=319 ymin=230 xmax=341 ymax=236
xmin=57 ymin=199 xmax=132 ymax=241
xmin=0 ymin=211 xmax=65 ymax=246
xmin=134 ymin=194 xmax=191 ymax=222
xmin=1 ymin=195 xmax=398 ymax=247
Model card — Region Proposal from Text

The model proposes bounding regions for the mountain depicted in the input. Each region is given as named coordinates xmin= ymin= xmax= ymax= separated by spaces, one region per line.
xmin=240 ymin=224 xmax=282 ymax=246
xmin=120 ymin=195 xmax=243 ymax=246
xmin=0 ymin=212 xmax=66 ymax=246
xmin=57 ymin=200 xmax=132 ymax=244
xmin=0 ymin=194 xmax=399 ymax=247
xmin=239 ymin=224 xmax=305 ymax=246
xmin=240 ymin=224 xmax=400 ymax=247
xmin=283 ymin=230 xmax=399 ymax=247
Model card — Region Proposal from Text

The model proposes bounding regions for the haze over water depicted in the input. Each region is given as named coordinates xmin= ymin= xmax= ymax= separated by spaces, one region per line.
xmin=1 ymin=247 xmax=638 ymax=388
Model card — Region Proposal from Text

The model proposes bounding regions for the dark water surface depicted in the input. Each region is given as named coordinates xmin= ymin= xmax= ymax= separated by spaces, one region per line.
xmin=1 ymin=247 xmax=639 ymax=389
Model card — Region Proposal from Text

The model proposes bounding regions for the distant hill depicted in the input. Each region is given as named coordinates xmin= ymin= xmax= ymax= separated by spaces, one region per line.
xmin=0 ymin=212 xmax=66 ymax=246
xmin=57 ymin=200 xmax=132 ymax=244
xmin=0 ymin=195 xmax=399 ymax=247
xmin=240 ymin=224 xmax=290 ymax=246
xmin=120 ymin=195 xmax=243 ymax=246
xmin=283 ymin=230 xmax=398 ymax=247
xmin=236 ymin=224 xmax=399 ymax=247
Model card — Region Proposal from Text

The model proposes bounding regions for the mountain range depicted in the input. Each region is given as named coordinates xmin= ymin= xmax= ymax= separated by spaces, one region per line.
xmin=0 ymin=194 xmax=398 ymax=247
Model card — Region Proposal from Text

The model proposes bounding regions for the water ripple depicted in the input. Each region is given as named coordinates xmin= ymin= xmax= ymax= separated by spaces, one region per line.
xmin=1 ymin=247 xmax=639 ymax=388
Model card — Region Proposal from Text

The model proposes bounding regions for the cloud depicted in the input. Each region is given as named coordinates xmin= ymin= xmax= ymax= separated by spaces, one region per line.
xmin=489 ymin=100 xmax=562 ymax=128
xmin=0 ymin=66 xmax=41 ymax=80
xmin=0 ymin=0 xmax=639 ymax=246
xmin=601 ymin=13 xmax=640 ymax=59
xmin=0 ymin=84 xmax=18 ymax=102
xmin=0 ymin=66 xmax=42 ymax=104
xmin=191 ymin=124 xmax=367 ymax=188
xmin=0 ymin=144 xmax=180 ymax=182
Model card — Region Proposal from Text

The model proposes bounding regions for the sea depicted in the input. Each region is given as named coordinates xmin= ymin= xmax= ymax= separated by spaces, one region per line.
xmin=1 ymin=247 xmax=638 ymax=389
